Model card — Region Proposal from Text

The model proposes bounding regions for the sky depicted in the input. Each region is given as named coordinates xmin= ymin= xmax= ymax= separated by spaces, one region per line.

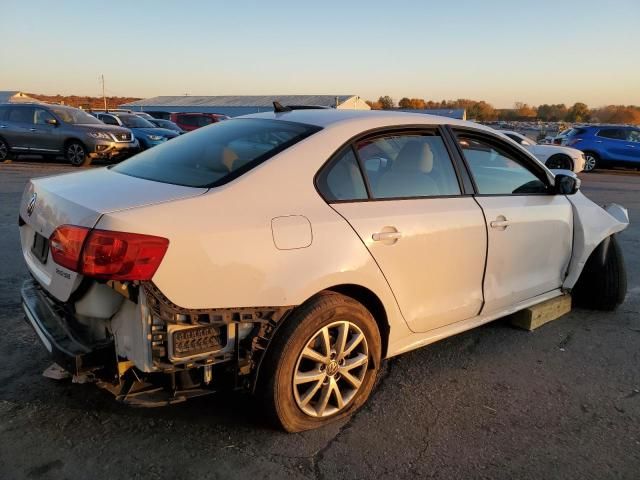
xmin=1 ymin=0 xmax=639 ymax=108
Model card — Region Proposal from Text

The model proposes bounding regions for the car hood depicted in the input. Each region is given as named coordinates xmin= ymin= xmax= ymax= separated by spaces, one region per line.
xmin=72 ymin=123 xmax=132 ymax=135
xmin=130 ymin=127 xmax=179 ymax=138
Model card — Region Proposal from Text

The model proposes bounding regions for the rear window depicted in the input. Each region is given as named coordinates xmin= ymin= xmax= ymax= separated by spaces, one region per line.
xmin=113 ymin=118 xmax=320 ymax=188
xmin=565 ymin=127 xmax=586 ymax=137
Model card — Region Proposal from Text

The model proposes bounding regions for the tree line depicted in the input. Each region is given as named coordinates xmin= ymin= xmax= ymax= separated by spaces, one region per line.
xmin=366 ymin=96 xmax=640 ymax=124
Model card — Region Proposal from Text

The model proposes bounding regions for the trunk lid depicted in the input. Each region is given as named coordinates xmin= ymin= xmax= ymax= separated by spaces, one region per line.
xmin=19 ymin=167 xmax=206 ymax=302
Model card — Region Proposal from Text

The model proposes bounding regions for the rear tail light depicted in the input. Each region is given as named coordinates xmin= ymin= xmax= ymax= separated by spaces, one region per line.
xmin=49 ymin=225 xmax=169 ymax=281
xmin=50 ymin=225 xmax=90 ymax=271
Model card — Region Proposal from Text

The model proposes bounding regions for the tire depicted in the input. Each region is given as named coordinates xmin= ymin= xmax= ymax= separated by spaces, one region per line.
xmin=0 ymin=138 xmax=13 ymax=161
xmin=583 ymin=152 xmax=599 ymax=172
xmin=545 ymin=154 xmax=573 ymax=171
xmin=257 ymin=291 xmax=382 ymax=432
xmin=573 ymin=235 xmax=627 ymax=311
xmin=65 ymin=141 xmax=91 ymax=167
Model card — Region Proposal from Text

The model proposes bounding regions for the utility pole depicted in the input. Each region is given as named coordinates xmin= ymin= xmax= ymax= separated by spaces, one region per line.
xmin=100 ymin=74 xmax=107 ymax=111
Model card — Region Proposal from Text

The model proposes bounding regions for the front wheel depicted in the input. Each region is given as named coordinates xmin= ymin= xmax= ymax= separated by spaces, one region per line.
xmin=0 ymin=138 xmax=13 ymax=161
xmin=545 ymin=154 xmax=573 ymax=171
xmin=583 ymin=152 xmax=599 ymax=172
xmin=257 ymin=292 xmax=382 ymax=432
xmin=65 ymin=142 xmax=91 ymax=167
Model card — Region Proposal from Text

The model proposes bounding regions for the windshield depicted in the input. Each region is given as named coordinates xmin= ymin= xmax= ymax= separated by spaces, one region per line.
xmin=50 ymin=107 xmax=103 ymax=125
xmin=113 ymin=119 xmax=320 ymax=188
xmin=117 ymin=113 xmax=156 ymax=128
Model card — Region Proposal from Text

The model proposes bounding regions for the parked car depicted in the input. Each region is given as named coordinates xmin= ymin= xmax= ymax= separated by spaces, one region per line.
xmin=147 ymin=118 xmax=185 ymax=135
xmin=561 ymin=125 xmax=640 ymax=171
xmin=499 ymin=130 xmax=585 ymax=172
xmin=19 ymin=110 xmax=628 ymax=432
xmin=0 ymin=103 xmax=139 ymax=166
xmin=92 ymin=112 xmax=179 ymax=149
xmin=170 ymin=112 xmax=229 ymax=132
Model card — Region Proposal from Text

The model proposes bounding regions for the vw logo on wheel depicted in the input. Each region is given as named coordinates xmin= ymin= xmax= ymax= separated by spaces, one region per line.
xmin=27 ymin=193 xmax=37 ymax=216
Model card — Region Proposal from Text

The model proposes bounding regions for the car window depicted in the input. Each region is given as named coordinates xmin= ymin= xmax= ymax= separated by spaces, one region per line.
xmin=316 ymin=147 xmax=367 ymax=201
xmin=34 ymin=108 xmax=56 ymax=125
xmin=8 ymin=107 xmax=34 ymax=124
xmin=197 ymin=116 xmax=214 ymax=127
xmin=457 ymin=135 xmax=548 ymax=195
xmin=627 ymin=130 xmax=640 ymax=143
xmin=100 ymin=115 xmax=119 ymax=126
xmin=597 ymin=128 xmax=626 ymax=140
xmin=113 ymin=118 xmax=320 ymax=188
xmin=356 ymin=133 xmax=460 ymax=199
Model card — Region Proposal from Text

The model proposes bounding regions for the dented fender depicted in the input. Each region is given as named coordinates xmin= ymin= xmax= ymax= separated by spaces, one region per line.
xmin=563 ymin=191 xmax=629 ymax=289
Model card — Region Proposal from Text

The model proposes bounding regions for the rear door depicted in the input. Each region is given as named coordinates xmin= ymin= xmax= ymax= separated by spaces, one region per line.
xmin=4 ymin=105 xmax=35 ymax=152
xmin=318 ymin=128 xmax=487 ymax=333
xmin=596 ymin=128 xmax=634 ymax=162
xmin=452 ymin=129 xmax=573 ymax=314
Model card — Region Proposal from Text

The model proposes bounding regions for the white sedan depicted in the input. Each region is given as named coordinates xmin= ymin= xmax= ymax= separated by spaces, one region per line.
xmin=19 ymin=109 xmax=628 ymax=431
xmin=499 ymin=130 xmax=586 ymax=172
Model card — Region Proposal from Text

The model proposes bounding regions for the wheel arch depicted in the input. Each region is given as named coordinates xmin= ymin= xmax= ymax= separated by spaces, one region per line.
xmin=63 ymin=137 xmax=88 ymax=150
xmin=546 ymin=153 xmax=573 ymax=170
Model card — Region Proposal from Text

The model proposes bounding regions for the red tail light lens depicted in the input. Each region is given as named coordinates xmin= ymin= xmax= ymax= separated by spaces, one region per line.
xmin=49 ymin=226 xmax=169 ymax=281
xmin=49 ymin=225 xmax=90 ymax=271
xmin=81 ymin=230 xmax=169 ymax=280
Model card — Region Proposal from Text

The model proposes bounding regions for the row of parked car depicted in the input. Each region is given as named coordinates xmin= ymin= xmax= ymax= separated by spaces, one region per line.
xmin=0 ymin=102 xmax=229 ymax=166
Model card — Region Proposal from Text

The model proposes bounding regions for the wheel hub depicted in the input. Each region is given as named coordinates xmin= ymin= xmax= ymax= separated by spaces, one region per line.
xmin=326 ymin=360 xmax=339 ymax=376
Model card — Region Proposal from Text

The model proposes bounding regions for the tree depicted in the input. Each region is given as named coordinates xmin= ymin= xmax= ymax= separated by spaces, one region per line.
xmin=566 ymin=102 xmax=590 ymax=122
xmin=378 ymin=96 xmax=395 ymax=110
xmin=365 ymin=100 xmax=381 ymax=110
xmin=398 ymin=97 xmax=412 ymax=109
xmin=514 ymin=102 xmax=537 ymax=118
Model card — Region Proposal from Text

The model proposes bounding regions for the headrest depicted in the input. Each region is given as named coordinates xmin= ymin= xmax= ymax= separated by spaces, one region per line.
xmin=392 ymin=140 xmax=434 ymax=173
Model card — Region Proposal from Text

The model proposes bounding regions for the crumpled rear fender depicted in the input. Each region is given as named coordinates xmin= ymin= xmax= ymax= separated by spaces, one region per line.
xmin=564 ymin=191 xmax=629 ymax=289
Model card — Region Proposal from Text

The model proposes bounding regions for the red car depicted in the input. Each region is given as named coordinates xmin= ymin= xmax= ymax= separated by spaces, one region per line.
xmin=169 ymin=112 xmax=229 ymax=132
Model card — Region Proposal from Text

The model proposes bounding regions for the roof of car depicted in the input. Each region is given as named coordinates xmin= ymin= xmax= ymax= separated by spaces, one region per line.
xmin=242 ymin=109 xmax=487 ymax=131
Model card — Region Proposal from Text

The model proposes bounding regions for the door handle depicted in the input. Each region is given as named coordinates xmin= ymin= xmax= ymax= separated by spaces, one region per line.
xmin=0 ymin=125 xmax=7 ymax=128
xmin=595 ymin=140 xmax=602 ymax=143
xmin=29 ymin=128 xmax=37 ymax=132
xmin=625 ymin=145 xmax=635 ymax=148
xmin=490 ymin=216 xmax=510 ymax=229
xmin=372 ymin=231 xmax=402 ymax=242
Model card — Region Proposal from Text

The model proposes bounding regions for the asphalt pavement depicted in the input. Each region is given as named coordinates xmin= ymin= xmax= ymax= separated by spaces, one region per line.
xmin=0 ymin=160 xmax=638 ymax=480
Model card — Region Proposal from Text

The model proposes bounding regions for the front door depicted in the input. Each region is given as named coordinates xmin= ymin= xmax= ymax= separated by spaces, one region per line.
xmin=30 ymin=108 xmax=61 ymax=154
xmin=453 ymin=130 xmax=573 ymax=314
xmin=317 ymin=129 xmax=487 ymax=333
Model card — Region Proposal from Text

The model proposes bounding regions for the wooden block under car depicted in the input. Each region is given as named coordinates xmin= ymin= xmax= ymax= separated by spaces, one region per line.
xmin=510 ymin=294 xmax=572 ymax=331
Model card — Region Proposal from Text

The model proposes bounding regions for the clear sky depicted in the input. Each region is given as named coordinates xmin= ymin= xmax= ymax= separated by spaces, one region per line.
xmin=2 ymin=0 xmax=639 ymax=108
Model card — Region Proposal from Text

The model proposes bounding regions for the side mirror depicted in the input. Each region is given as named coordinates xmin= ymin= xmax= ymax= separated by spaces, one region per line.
xmin=46 ymin=118 xmax=58 ymax=126
xmin=553 ymin=173 xmax=580 ymax=195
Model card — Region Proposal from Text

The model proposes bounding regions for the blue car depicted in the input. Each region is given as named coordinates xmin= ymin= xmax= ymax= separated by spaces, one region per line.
xmin=93 ymin=112 xmax=179 ymax=149
xmin=564 ymin=125 xmax=640 ymax=171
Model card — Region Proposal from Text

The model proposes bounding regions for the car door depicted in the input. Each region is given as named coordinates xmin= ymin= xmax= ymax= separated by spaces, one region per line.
xmin=30 ymin=108 xmax=61 ymax=153
xmin=452 ymin=129 xmax=573 ymax=314
xmin=318 ymin=128 xmax=487 ymax=333
xmin=4 ymin=106 xmax=35 ymax=152
xmin=595 ymin=128 xmax=632 ymax=162
xmin=623 ymin=128 xmax=640 ymax=163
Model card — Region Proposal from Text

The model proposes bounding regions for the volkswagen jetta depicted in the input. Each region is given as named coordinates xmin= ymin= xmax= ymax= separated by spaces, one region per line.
xmin=19 ymin=110 xmax=628 ymax=431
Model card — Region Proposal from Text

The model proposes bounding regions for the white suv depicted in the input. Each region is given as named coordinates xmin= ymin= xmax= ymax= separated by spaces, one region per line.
xmin=19 ymin=110 xmax=628 ymax=431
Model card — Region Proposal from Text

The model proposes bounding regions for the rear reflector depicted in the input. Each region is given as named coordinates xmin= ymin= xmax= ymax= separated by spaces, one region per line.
xmin=49 ymin=225 xmax=169 ymax=281
xmin=50 ymin=225 xmax=90 ymax=271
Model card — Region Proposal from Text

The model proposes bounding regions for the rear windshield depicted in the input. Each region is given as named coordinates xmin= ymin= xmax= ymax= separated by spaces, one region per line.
xmin=113 ymin=118 xmax=320 ymax=187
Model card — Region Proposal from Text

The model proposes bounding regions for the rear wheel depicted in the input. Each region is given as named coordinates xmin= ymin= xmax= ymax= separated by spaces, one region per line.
xmin=583 ymin=152 xmax=599 ymax=172
xmin=545 ymin=154 xmax=573 ymax=171
xmin=65 ymin=141 xmax=91 ymax=167
xmin=573 ymin=235 xmax=626 ymax=311
xmin=257 ymin=291 xmax=382 ymax=432
xmin=0 ymin=138 xmax=13 ymax=161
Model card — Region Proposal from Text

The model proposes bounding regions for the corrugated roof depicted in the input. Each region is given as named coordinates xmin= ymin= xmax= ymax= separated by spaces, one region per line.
xmin=121 ymin=95 xmax=356 ymax=108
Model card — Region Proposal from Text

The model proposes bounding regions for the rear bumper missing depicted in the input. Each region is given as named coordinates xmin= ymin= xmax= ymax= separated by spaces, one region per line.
xmin=21 ymin=279 xmax=115 ymax=376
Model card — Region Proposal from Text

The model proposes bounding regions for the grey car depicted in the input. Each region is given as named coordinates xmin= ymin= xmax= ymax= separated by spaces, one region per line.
xmin=0 ymin=103 xmax=140 ymax=166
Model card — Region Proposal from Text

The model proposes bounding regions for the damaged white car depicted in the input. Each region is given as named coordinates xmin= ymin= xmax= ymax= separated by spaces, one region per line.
xmin=19 ymin=109 xmax=628 ymax=432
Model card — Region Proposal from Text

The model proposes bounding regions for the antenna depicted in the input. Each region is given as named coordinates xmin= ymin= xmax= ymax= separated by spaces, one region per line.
xmin=273 ymin=101 xmax=292 ymax=113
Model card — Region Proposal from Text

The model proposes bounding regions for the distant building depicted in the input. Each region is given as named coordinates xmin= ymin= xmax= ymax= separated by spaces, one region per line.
xmin=396 ymin=108 xmax=466 ymax=121
xmin=120 ymin=95 xmax=370 ymax=117
xmin=0 ymin=91 xmax=37 ymax=104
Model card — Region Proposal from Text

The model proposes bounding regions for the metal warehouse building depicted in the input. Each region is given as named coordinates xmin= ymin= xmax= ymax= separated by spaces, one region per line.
xmin=0 ymin=91 xmax=37 ymax=103
xmin=120 ymin=95 xmax=370 ymax=117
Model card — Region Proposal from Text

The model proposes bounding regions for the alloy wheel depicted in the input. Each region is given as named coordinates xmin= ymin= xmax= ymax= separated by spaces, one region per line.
xmin=293 ymin=321 xmax=369 ymax=418
xmin=584 ymin=155 xmax=597 ymax=172
xmin=67 ymin=143 xmax=86 ymax=165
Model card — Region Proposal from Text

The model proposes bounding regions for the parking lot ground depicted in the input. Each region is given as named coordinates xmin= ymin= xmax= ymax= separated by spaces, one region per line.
xmin=1 ymin=161 xmax=639 ymax=480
